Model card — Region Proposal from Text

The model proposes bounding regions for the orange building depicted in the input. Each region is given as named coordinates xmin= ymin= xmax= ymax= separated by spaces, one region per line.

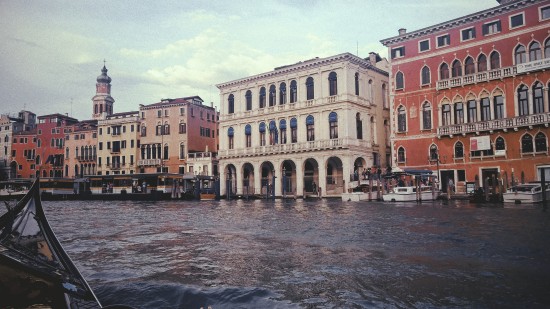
xmin=138 ymin=97 xmax=218 ymax=175
xmin=381 ymin=0 xmax=550 ymax=192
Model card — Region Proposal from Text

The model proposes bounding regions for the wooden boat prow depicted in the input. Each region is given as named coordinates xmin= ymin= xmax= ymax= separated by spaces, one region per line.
xmin=0 ymin=178 xmax=136 ymax=308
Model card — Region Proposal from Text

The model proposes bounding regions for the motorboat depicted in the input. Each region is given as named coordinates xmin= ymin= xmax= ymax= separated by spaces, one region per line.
xmin=0 ymin=180 xmax=30 ymax=200
xmin=0 ymin=178 xmax=134 ymax=308
xmin=382 ymin=185 xmax=439 ymax=202
xmin=502 ymin=182 xmax=550 ymax=204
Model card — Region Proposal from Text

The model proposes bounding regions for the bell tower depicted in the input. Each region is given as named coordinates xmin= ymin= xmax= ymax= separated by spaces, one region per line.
xmin=92 ymin=61 xmax=115 ymax=119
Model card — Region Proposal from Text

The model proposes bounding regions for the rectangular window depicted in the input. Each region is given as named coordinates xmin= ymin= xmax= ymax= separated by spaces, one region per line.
xmin=99 ymin=142 xmax=103 ymax=150
xmin=436 ymin=34 xmax=450 ymax=48
xmin=541 ymin=6 xmax=550 ymax=20
xmin=419 ymin=40 xmax=430 ymax=52
xmin=482 ymin=20 xmax=501 ymax=35
xmin=457 ymin=170 xmax=466 ymax=182
xmin=510 ymin=13 xmax=524 ymax=28
xmin=461 ymin=27 xmax=476 ymax=41
xmin=391 ymin=46 xmax=405 ymax=59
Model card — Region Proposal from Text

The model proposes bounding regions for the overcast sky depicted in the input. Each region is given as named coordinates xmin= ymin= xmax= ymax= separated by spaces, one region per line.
xmin=0 ymin=0 xmax=498 ymax=121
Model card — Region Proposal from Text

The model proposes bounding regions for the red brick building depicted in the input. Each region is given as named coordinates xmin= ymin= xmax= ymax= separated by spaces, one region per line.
xmin=12 ymin=114 xmax=78 ymax=178
xmin=381 ymin=0 xmax=550 ymax=192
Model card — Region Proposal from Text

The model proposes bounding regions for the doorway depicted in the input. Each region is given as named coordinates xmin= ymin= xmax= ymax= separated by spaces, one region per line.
xmin=440 ymin=170 xmax=454 ymax=193
xmin=481 ymin=168 xmax=499 ymax=187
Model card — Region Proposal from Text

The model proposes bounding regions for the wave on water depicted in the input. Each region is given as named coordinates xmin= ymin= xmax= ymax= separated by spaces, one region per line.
xmin=95 ymin=281 xmax=300 ymax=309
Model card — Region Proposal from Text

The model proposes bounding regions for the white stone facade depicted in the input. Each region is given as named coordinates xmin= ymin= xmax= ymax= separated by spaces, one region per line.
xmin=216 ymin=52 xmax=390 ymax=197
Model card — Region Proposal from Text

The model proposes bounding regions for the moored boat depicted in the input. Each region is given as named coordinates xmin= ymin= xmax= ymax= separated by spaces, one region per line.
xmin=0 ymin=178 xmax=132 ymax=308
xmin=502 ymin=182 xmax=550 ymax=204
xmin=0 ymin=180 xmax=31 ymax=201
xmin=382 ymin=185 xmax=439 ymax=202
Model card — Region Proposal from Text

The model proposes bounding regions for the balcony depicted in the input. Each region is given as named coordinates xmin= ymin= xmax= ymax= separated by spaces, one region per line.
xmin=219 ymin=137 xmax=372 ymax=159
xmin=186 ymin=152 xmax=214 ymax=162
xmin=138 ymin=158 xmax=161 ymax=166
xmin=438 ymin=112 xmax=550 ymax=137
xmin=76 ymin=155 xmax=97 ymax=162
xmin=111 ymin=163 xmax=121 ymax=170
xmin=437 ymin=66 xmax=517 ymax=90
xmin=220 ymin=94 xmax=370 ymax=121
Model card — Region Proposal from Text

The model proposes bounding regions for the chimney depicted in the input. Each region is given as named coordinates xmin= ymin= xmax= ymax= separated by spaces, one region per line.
xmin=398 ymin=28 xmax=407 ymax=36
xmin=368 ymin=52 xmax=377 ymax=65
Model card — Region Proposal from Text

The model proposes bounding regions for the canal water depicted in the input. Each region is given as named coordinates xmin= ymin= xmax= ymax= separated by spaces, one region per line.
xmin=42 ymin=198 xmax=550 ymax=309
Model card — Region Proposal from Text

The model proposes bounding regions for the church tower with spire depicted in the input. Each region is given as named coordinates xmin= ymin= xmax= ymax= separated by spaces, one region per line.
xmin=92 ymin=63 xmax=115 ymax=119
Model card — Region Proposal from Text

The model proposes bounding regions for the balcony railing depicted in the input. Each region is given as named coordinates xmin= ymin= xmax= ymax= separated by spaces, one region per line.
xmin=138 ymin=158 xmax=161 ymax=166
xmin=76 ymin=155 xmax=97 ymax=161
xmin=220 ymin=94 xmax=370 ymax=121
xmin=438 ymin=112 xmax=550 ymax=137
xmin=219 ymin=137 xmax=373 ymax=158
xmin=437 ymin=66 xmax=517 ymax=90
xmin=186 ymin=152 xmax=214 ymax=162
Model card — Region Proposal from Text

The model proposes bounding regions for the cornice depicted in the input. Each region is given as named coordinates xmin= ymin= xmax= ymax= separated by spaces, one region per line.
xmin=380 ymin=0 xmax=540 ymax=46
xmin=216 ymin=53 xmax=388 ymax=90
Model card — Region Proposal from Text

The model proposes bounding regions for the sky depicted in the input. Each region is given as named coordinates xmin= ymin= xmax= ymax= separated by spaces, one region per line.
xmin=0 ymin=0 xmax=498 ymax=121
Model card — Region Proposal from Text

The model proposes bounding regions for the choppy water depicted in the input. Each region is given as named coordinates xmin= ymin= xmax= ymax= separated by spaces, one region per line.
xmin=41 ymin=198 xmax=550 ymax=309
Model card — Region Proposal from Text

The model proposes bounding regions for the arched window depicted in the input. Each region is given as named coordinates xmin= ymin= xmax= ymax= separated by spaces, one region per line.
xmin=515 ymin=45 xmax=526 ymax=64
xmin=245 ymin=124 xmax=252 ymax=148
xmin=455 ymin=102 xmax=464 ymax=124
xmin=454 ymin=142 xmax=464 ymax=158
xmin=329 ymin=112 xmax=338 ymax=139
xmin=477 ymin=54 xmax=487 ymax=72
xmin=421 ymin=66 xmax=430 ymax=85
xmin=535 ymin=132 xmax=547 ymax=152
xmin=429 ymin=144 xmax=439 ymax=161
xmin=518 ymin=84 xmax=529 ymax=116
xmin=269 ymin=121 xmax=277 ymax=145
xmin=279 ymin=83 xmax=287 ymax=105
xmin=279 ymin=120 xmax=287 ymax=144
xmin=228 ymin=94 xmax=234 ymax=114
xmin=521 ymin=134 xmax=533 ymax=153
xmin=163 ymin=144 xmax=169 ymax=160
xmin=397 ymin=147 xmax=406 ymax=163
xmin=439 ymin=63 xmax=449 ymax=80
xmin=306 ymin=77 xmax=314 ymax=100
xmin=395 ymin=71 xmax=404 ymax=89
xmin=480 ymin=96 xmax=491 ymax=121
xmin=356 ymin=113 xmax=363 ymax=139
xmin=259 ymin=87 xmax=266 ymax=108
xmin=368 ymin=80 xmax=373 ymax=101
xmin=545 ymin=38 xmax=550 ymax=58
xmin=269 ymin=85 xmax=276 ymax=107
xmin=328 ymin=72 xmax=338 ymax=96
xmin=179 ymin=143 xmax=185 ymax=159
xmin=397 ymin=106 xmax=407 ymax=132
xmin=533 ymin=82 xmax=544 ymax=114
xmin=227 ymin=127 xmax=234 ymax=149
xmin=355 ymin=73 xmax=360 ymax=95
xmin=382 ymin=84 xmax=388 ymax=108
xmin=290 ymin=118 xmax=297 ymax=143
xmin=245 ymin=90 xmax=252 ymax=111
xmin=467 ymin=99 xmax=477 ymax=123
xmin=442 ymin=104 xmax=451 ymax=126
xmin=451 ymin=60 xmax=462 ymax=77
xmin=65 ymin=147 xmax=69 ymax=159
xmin=529 ymin=42 xmax=541 ymax=61
xmin=306 ymin=115 xmax=315 ymax=141
xmin=259 ymin=122 xmax=266 ymax=146
xmin=422 ymin=102 xmax=432 ymax=130
xmin=290 ymin=80 xmax=297 ymax=103
xmin=490 ymin=51 xmax=500 ymax=69
xmin=464 ymin=57 xmax=475 ymax=75
xmin=495 ymin=137 xmax=505 ymax=152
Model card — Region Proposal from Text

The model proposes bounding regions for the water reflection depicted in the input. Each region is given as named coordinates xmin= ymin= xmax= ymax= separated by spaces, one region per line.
xmin=42 ymin=199 xmax=550 ymax=308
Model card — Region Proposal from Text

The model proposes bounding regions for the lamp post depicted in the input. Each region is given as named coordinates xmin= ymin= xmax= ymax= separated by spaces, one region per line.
xmin=272 ymin=169 xmax=276 ymax=200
